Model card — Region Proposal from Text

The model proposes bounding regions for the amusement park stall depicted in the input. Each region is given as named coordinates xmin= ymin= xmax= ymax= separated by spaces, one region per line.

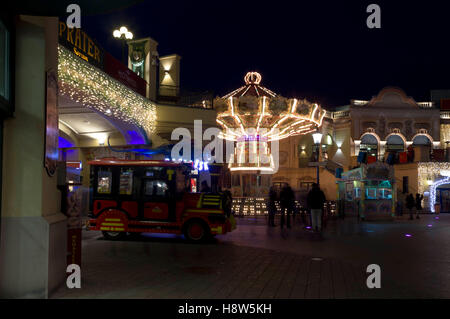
xmin=337 ymin=162 xmax=396 ymax=220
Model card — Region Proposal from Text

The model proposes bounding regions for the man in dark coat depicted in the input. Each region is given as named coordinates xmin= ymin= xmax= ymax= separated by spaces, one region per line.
xmin=280 ymin=184 xmax=295 ymax=228
xmin=307 ymin=183 xmax=326 ymax=232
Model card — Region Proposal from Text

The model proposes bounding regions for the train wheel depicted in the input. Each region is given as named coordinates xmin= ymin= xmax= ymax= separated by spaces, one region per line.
xmin=102 ymin=231 xmax=126 ymax=240
xmin=184 ymin=220 xmax=209 ymax=242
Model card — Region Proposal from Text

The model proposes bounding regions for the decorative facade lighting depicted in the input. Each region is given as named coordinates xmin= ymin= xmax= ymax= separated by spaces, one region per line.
xmin=58 ymin=45 xmax=156 ymax=133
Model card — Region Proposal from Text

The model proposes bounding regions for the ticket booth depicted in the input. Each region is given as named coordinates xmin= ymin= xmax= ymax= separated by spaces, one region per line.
xmin=337 ymin=162 xmax=396 ymax=220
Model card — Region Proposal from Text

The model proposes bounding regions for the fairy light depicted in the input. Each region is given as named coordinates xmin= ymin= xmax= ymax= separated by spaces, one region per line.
xmin=58 ymin=45 xmax=156 ymax=132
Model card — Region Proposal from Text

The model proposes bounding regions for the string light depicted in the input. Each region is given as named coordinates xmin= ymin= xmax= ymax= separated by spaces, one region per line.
xmin=418 ymin=162 xmax=450 ymax=195
xmin=58 ymin=45 xmax=156 ymax=132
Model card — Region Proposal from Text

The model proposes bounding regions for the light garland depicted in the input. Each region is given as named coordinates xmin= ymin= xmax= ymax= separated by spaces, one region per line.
xmin=58 ymin=45 xmax=156 ymax=132
xmin=418 ymin=162 xmax=450 ymax=195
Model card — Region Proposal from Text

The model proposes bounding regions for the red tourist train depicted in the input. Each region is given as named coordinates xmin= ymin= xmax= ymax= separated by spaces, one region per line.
xmin=88 ymin=159 xmax=236 ymax=242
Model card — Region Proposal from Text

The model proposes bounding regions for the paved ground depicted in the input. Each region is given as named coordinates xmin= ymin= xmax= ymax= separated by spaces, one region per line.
xmin=52 ymin=213 xmax=450 ymax=299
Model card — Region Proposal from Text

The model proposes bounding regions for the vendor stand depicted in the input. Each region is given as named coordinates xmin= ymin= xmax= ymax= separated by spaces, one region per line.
xmin=337 ymin=162 xmax=396 ymax=220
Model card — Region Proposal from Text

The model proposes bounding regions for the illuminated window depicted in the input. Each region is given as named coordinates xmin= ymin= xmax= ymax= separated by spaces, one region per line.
xmin=119 ymin=169 xmax=133 ymax=195
xmin=97 ymin=170 xmax=112 ymax=194
xmin=144 ymin=180 xmax=168 ymax=196
xmin=366 ymin=188 xmax=377 ymax=199
xmin=386 ymin=134 xmax=405 ymax=152
xmin=378 ymin=188 xmax=392 ymax=199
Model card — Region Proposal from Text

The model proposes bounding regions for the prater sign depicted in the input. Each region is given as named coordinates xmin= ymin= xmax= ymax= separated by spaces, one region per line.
xmin=58 ymin=20 xmax=104 ymax=69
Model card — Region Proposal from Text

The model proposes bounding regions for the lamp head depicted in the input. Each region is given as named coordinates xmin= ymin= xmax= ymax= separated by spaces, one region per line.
xmin=312 ymin=132 xmax=323 ymax=145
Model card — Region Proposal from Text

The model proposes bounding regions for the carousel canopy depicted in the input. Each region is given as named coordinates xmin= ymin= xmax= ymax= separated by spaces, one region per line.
xmin=215 ymin=72 xmax=326 ymax=141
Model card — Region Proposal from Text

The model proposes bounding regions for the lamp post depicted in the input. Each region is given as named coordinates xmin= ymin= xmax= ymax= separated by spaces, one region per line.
xmin=113 ymin=26 xmax=133 ymax=66
xmin=312 ymin=131 xmax=323 ymax=185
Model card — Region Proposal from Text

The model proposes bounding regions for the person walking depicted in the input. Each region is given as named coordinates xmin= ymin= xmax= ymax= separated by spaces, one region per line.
xmin=267 ymin=185 xmax=278 ymax=227
xmin=415 ymin=193 xmax=423 ymax=219
xmin=280 ymin=184 xmax=294 ymax=228
xmin=307 ymin=183 xmax=326 ymax=232
xmin=406 ymin=193 xmax=415 ymax=220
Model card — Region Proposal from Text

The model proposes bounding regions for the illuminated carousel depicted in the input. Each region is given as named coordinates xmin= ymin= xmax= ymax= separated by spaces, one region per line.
xmin=214 ymin=72 xmax=326 ymax=197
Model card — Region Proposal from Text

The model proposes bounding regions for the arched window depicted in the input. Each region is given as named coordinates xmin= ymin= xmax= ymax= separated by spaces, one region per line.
xmin=412 ymin=134 xmax=432 ymax=146
xmin=360 ymin=134 xmax=379 ymax=157
xmin=386 ymin=134 xmax=405 ymax=152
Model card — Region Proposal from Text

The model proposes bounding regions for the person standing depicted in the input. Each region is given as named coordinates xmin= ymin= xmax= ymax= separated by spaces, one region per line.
xmin=406 ymin=193 xmax=415 ymax=220
xmin=280 ymin=184 xmax=294 ymax=228
xmin=307 ymin=183 xmax=326 ymax=232
xmin=415 ymin=193 xmax=423 ymax=219
xmin=267 ymin=185 xmax=278 ymax=227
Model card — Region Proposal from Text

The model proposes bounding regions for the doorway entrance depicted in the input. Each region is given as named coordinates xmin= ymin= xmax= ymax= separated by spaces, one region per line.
xmin=437 ymin=185 xmax=450 ymax=213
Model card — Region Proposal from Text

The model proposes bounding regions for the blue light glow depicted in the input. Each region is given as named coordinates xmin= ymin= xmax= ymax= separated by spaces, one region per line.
xmin=127 ymin=130 xmax=145 ymax=145
xmin=58 ymin=136 xmax=74 ymax=148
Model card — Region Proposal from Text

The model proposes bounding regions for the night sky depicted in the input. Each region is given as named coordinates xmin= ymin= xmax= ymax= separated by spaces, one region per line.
xmin=79 ymin=0 xmax=450 ymax=109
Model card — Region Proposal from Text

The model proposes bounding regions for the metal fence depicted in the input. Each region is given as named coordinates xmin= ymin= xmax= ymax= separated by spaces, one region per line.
xmin=232 ymin=197 xmax=337 ymax=217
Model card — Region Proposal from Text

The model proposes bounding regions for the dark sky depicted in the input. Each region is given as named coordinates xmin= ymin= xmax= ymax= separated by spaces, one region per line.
xmin=79 ymin=0 xmax=450 ymax=109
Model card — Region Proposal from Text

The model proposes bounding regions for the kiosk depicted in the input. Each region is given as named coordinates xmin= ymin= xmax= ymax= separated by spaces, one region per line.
xmin=337 ymin=162 xmax=396 ymax=220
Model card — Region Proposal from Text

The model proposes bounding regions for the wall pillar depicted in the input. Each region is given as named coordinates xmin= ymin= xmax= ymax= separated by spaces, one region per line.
xmin=0 ymin=16 xmax=67 ymax=298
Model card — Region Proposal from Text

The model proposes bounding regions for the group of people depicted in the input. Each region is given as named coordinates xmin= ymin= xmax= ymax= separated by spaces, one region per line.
xmin=268 ymin=183 xmax=327 ymax=232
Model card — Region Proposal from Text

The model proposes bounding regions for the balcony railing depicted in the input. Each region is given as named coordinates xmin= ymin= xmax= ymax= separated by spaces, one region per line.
xmin=158 ymin=86 xmax=214 ymax=109
xmin=325 ymin=110 xmax=350 ymax=120
xmin=441 ymin=111 xmax=450 ymax=119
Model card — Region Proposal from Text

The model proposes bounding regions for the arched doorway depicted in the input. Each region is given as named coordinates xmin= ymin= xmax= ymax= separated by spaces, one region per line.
xmin=430 ymin=177 xmax=450 ymax=213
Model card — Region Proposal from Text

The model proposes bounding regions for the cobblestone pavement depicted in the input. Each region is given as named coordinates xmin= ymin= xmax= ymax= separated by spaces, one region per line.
xmin=52 ymin=214 xmax=450 ymax=299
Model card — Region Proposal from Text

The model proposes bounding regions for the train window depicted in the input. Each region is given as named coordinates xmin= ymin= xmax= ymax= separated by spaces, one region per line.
xmin=145 ymin=167 xmax=164 ymax=178
xmin=176 ymin=171 xmax=189 ymax=193
xmin=119 ymin=169 xmax=133 ymax=195
xmin=144 ymin=180 xmax=169 ymax=196
xmin=97 ymin=170 xmax=112 ymax=194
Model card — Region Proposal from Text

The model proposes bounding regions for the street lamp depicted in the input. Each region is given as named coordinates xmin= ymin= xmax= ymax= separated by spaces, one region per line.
xmin=113 ymin=26 xmax=133 ymax=65
xmin=312 ymin=131 xmax=323 ymax=185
